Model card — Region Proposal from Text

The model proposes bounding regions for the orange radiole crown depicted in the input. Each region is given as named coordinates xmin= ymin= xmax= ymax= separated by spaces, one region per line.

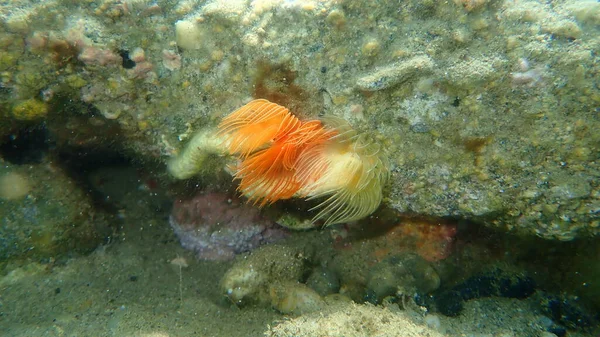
xmin=218 ymin=99 xmax=388 ymax=226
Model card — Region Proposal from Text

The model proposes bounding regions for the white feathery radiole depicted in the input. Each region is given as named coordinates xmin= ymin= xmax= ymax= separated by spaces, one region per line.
xmin=296 ymin=122 xmax=389 ymax=225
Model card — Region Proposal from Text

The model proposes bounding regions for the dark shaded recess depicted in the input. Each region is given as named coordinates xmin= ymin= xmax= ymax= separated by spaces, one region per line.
xmin=345 ymin=208 xmax=469 ymax=242
xmin=547 ymin=326 xmax=567 ymax=337
xmin=541 ymin=294 xmax=597 ymax=331
xmin=0 ymin=94 xmax=131 ymax=215
xmin=47 ymin=100 xmax=131 ymax=216
xmin=451 ymin=97 xmax=460 ymax=107
xmin=0 ymin=123 xmax=52 ymax=164
xmin=269 ymin=198 xmax=324 ymax=226
xmin=270 ymin=193 xmax=402 ymax=232
xmin=420 ymin=269 xmax=535 ymax=317
xmin=415 ymin=224 xmax=600 ymax=333
xmin=46 ymin=95 xmax=173 ymax=221
xmin=47 ymin=95 xmax=124 ymax=149
xmin=0 ymin=97 xmax=130 ymax=262
xmin=119 ymin=49 xmax=136 ymax=69
xmin=57 ymin=146 xmax=130 ymax=212
xmin=0 ymin=82 xmax=11 ymax=96
xmin=460 ymin=226 xmax=600 ymax=320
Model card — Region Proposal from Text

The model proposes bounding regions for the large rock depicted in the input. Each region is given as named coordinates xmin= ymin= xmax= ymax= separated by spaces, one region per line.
xmin=0 ymin=161 xmax=110 ymax=271
xmin=0 ymin=0 xmax=598 ymax=239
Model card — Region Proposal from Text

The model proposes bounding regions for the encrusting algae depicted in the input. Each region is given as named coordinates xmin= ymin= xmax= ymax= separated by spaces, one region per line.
xmin=168 ymin=99 xmax=389 ymax=226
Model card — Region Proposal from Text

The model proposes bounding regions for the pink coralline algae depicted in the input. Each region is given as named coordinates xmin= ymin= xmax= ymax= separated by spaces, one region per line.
xmin=169 ymin=192 xmax=289 ymax=261
xmin=162 ymin=49 xmax=181 ymax=71
xmin=78 ymin=46 xmax=121 ymax=67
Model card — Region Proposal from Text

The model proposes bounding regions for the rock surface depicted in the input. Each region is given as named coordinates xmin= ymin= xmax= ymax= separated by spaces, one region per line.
xmin=170 ymin=192 xmax=288 ymax=261
xmin=0 ymin=161 xmax=110 ymax=270
xmin=265 ymin=301 xmax=445 ymax=337
xmin=0 ymin=0 xmax=599 ymax=239
xmin=220 ymin=244 xmax=311 ymax=305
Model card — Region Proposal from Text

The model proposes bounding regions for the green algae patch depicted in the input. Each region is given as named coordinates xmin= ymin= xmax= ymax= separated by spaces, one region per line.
xmin=11 ymin=98 xmax=49 ymax=121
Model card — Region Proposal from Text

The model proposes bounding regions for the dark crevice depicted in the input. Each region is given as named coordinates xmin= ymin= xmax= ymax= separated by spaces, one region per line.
xmin=0 ymin=123 xmax=52 ymax=165
xmin=56 ymin=148 xmax=131 ymax=214
xmin=0 ymin=95 xmax=133 ymax=215
xmin=119 ymin=49 xmax=136 ymax=69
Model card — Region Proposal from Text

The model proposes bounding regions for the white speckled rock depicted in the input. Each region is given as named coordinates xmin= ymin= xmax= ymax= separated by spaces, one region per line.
xmin=220 ymin=244 xmax=310 ymax=305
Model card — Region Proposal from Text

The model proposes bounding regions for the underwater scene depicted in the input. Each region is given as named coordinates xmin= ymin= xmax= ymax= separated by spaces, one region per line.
xmin=1 ymin=0 xmax=599 ymax=336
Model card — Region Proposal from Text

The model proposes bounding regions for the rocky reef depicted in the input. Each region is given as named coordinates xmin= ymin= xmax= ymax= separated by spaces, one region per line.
xmin=1 ymin=0 xmax=599 ymax=241
xmin=2 ymin=1 xmax=600 ymax=336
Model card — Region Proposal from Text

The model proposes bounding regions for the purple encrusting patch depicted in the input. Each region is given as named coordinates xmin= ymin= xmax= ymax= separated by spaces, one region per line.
xmin=169 ymin=192 xmax=288 ymax=261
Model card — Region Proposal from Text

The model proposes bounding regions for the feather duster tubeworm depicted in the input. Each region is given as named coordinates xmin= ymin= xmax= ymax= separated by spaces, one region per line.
xmin=296 ymin=118 xmax=389 ymax=225
xmin=218 ymin=99 xmax=389 ymax=225
xmin=218 ymin=99 xmax=301 ymax=158
xmin=218 ymin=100 xmax=333 ymax=207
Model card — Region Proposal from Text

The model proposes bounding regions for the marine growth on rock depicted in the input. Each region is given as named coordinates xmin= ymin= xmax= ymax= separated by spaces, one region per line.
xmin=169 ymin=192 xmax=288 ymax=261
